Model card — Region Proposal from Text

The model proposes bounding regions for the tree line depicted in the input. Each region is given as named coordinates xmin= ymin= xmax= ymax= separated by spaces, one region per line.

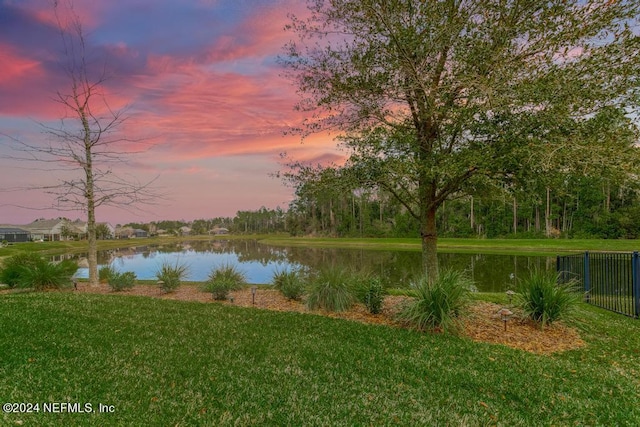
xmin=283 ymin=172 xmax=640 ymax=240
xmin=122 ymin=207 xmax=288 ymax=236
xmin=121 ymin=170 xmax=640 ymax=240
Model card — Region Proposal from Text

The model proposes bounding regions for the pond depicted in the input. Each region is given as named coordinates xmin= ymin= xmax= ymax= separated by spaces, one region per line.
xmin=72 ymin=239 xmax=556 ymax=292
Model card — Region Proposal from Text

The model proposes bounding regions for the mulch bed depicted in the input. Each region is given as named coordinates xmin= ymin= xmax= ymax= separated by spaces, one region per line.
xmin=12 ymin=283 xmax=587 ymax=355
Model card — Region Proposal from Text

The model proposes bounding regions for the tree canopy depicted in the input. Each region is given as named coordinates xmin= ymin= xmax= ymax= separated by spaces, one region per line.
xmin=281 ymin=0 xmax=640 ymax=278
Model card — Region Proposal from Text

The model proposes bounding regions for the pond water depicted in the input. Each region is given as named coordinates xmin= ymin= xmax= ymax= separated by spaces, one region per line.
xmin=72 ymin=239 xmax=556 ymax=292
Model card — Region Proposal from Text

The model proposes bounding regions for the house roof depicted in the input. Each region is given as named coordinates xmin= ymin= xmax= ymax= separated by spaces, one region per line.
xmin=23 ymin=219 xmax=66 ymax=230
xmin=21 ymin=218 xmax=86 ymax=235
xmin=0 ymin=227 xmax=29 ymax=234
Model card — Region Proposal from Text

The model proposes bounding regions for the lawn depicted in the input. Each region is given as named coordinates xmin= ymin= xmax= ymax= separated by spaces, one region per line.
xmin=0 ymin=291 xmax=638 ymax=426
xmin=261 ymin=236 xmax=640 ymax=256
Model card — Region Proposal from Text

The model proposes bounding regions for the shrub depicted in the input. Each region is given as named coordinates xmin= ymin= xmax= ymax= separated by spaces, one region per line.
xmin=397 ymin=269 xmax=472 ymax=333
xmin=306 ymin=267 xmax=356 ymax=312
xmin=15 ymin=257 xmax=78 ymax=291
xmin=0 ymin=252 xmax=43 ymax=287
xmin=359 ymin=277 xmax=385 ymax=315
xmin=204 ymin=264 xmax=247 ymax=300
xmin=99 ymin=265 xmax=117 ymax=282
xmin=516 ymin=269 xmax=581 ymax=329
xmin=272 ymin=268 xmax=306 ymax=301
xmin=155 ymin=260 xmax=189 ymax=293
xmin=108 ymin=271 xmax=137 ymax=291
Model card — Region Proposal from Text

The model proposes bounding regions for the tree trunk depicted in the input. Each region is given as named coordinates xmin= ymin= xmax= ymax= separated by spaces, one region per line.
xmin=470 ymin=196 xmax=475 ymax=231
xmin=512 ymin=197 xmax=517 ymax=235
xmin=421 ymin=204 xmax=438 ymax=283
xmin=82 ymin=109 xmax=99 ymax=286
xmin=86 ymin=205 xmax=98 ymax=286
xmin=329 ymin=199 xmax=335 ymax=233
xmin=545 ymin=187 xmax=551 ymax=237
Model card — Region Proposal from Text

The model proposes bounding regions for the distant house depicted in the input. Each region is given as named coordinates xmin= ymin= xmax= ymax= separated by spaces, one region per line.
xmin=0 ymin=227 xmax=30 ymax=243
xmin=115 ymin=226 xmax=148 ymax=239
xmin=23 ymin=218 xmax=72 ymax=241
xmin=179 ymin=226 xmax=192 ymax=236
xmin=155 ymin=228 xmax=171 ymax=237
xmin=133 ymin=229 xmax=148 ymax=238
xmin=210 ymin=227 xmax=229 ymax=235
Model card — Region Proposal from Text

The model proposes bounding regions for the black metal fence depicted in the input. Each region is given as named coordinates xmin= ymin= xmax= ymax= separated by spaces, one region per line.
xmin=557 ymin=252 xmax=640 ymax=318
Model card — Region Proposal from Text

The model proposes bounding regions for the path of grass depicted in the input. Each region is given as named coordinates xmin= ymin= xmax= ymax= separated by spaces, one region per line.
xmin=260 ymin=236 xmax=640 ymax=255
xmin=0 ymin=292 xmax=638 ymax=426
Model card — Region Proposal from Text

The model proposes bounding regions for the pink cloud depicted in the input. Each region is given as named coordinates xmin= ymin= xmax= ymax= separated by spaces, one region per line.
xmin=123 ymin=62 xmax=308 ymax=158
xmin=199 ymin=0 xmax=308 ymax=61
xmin=0 ymin=44 xmax=43 ymax=85
xmin=0 ymin=44 xmax=59 ymax=117
xmin=0 ymin=0 xmax=347 ymax=225
xmin=25 ymin=0 xmax=102 ymax=30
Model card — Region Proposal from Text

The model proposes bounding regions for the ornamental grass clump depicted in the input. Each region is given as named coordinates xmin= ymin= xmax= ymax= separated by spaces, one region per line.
xmin=107 ymin=271 xmax=137 ymax=292
xmin=204 ymin=263 xmax=247 ymax=300
xmin=397 ymin=269 xmax=472 ymax=333
xmin=155 ymin=260 xmax=189 ymax=293
xmin=516 ymin=269 xmax=581 ymax=329
xmin=271 ymin=268 xmax=306 ymax=301
xmin=11 ymin=256 xmax=78 ymax=291
xmin=0 ymin=252 xmax=43 ymax=288
xmin=306 ymin=266 xmax=356 ymax=312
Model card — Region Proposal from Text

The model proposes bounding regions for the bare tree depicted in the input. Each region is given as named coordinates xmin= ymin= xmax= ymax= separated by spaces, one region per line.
xmin=3 ymin=1 xmax=158 ymax=285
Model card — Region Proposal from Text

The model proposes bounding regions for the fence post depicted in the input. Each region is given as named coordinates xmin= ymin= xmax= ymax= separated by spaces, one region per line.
xmin=633 ymin=252 xmax=640 ymax=318
xmin=584 ymin=251 xmax=590 ymax=303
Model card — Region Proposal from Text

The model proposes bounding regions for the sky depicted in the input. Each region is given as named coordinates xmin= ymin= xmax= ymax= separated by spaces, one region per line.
xmin=0 ymin=0 xmax=343 ymax=226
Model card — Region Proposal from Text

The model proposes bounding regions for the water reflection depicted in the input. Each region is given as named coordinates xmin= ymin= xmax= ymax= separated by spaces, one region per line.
xmin=72 ymin=239 xmax=555 ymax=292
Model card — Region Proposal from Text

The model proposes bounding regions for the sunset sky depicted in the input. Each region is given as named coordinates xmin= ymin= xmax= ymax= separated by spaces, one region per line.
xmin=0 ymin=0 xmax=342 ymax=225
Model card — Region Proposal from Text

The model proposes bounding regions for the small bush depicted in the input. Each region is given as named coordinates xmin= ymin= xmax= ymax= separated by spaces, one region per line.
xmin=516 ymin=269 xmax=581 ymax=329
xmin=306 ymin=267 xmax=356 ymax=312
xmin=204 ymin=264 xmax=247 ymax=300
xmin=155 ymin=260 xmax=189 ymax=293
xmin=397 ymin=269 xmax=472 ymax=333
xmin=15 ymin=257 xmax=78 ymax=291
xmin=108 ymin=271 xmax=137 ymax=291
xmin=359 ymin=277 xmax=385 ymax=315
xmin=272 ymin=268 xmax=306 ymax=301
xmin=0 ymin=252 xmax=43 ymax=287
xmin=99 ymin=265 xmax=117 ymax=282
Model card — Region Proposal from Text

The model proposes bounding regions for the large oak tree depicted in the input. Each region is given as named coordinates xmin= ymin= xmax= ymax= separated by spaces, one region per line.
xmin=281 ymin=0 xmax=640 ymax=279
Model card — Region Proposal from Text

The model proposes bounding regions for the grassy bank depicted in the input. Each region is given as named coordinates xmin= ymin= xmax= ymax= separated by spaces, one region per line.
xmin=3 ymin=235 xmax=640 ymax=260
xmin=0 ymin=292 xmax=638 ymax=425
xmin=260 ymin=236 xmax=640 ymax=255
xmin=0 ymin=235 xmax=275 ymax=259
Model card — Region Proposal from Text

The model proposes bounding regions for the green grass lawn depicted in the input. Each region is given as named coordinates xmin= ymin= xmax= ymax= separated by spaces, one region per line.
xmin=261 ymin=236 xmax=640 ymax=255
xmin=1 ymin=291 xmax=639 ymax=426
